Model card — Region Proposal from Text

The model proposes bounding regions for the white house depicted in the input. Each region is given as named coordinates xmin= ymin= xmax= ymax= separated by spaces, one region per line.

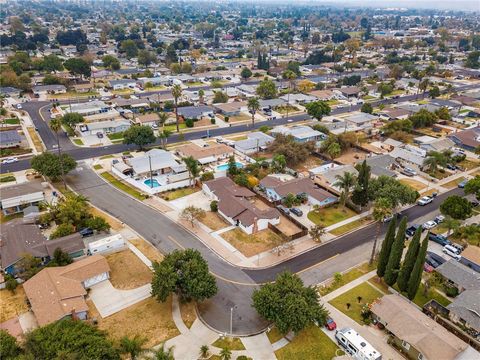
xmin=0 ymin=181 xmax=46 ymax=215
xmin=234 ymin=132 xmax=274 ymax=155
xmin=76 ymin=119 xmax=131 ymax=136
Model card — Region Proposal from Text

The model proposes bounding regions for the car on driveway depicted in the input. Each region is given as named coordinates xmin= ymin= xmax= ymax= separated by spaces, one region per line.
xmin=425 ymin=254 xmax=441 ymax=269
xmin=325 ymin=317 xmax=337 ymax=331
xmin=290 ymin=208 xmax=303 ymax=217
xmin=443 ymin=245 xmax=461 ymax=260
xmin=434 ymin=215 xmax=445 ymax=224
xmin=1 ymin=157 xmax=18 ymax=164
xmin=424 ymin=263 xmax=434 ymax=273
xmin=429 ymin=233 xmax=451 ymax=246
xmin=458 ymin=180 xmax=468 ymax=188
xmin=406 ymin=225 xmax=422 ymax=237
xmin=417 ymin=196 xmax=433 ymax=206
xmin=277 ymin=205 xmax=290 ymax=215
xmin=79 ymin=227 xmax=94 ymax=237
xmin=422 ymin=220 xmax=437 ymax=230
xmin=401 ymin=167 xmax=417 ymax=177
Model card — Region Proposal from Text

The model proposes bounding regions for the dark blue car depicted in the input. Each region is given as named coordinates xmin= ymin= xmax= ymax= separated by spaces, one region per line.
xmin=428 ymin=232 xmax=451 ymax=246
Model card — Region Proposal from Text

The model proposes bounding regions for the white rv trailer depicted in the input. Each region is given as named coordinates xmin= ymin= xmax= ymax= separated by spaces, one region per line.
xmin=335 ymin=327 xmax=382 ymax=360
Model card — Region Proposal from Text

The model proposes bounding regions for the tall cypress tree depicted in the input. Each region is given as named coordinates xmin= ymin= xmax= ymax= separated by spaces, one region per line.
xmin=376 ymin=217 xmax=397 ymax=278
xmin=407 ymin=235 xmax=429 ymax=300
xmin=384 ymin=216 xmax=407 ymax=286
xmin=257 ymin=53 xmax=263 ymax=69
xmin=397 ymin=227 xmax=421 ymax=292
xmin=352 ymin=160 xmax=371 ymax=209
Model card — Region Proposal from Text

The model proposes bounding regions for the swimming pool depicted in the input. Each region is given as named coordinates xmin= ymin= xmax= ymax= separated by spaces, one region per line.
xmin=144 ymin=179 xmax=160 ymax=188
xmin=216 ymin=162 xmax=244 ymax=171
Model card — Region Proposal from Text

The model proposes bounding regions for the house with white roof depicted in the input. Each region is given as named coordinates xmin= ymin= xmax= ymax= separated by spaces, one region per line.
xmin=76 ymin=119 xmax=130 ymax=136
xmin=234 ymin=132 xmax=274 ymax=155
xmin=270 ymin=125 xmax=327 ymax=144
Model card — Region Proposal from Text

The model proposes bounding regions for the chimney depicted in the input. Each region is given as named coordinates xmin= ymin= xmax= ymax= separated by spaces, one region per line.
xmin=252 ymin=217 xmax=258 ymax=234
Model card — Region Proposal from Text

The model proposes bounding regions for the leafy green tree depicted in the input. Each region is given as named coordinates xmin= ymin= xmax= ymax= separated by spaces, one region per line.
xmin=377 ymin=217 xmax=397 ymax=278
xmin=247 ymin=97 xmax=260 ymax=126
xmin=409 ymin=109 xmax=438 ymax=129
xmin=48 ymin=248 xmax=73 ymax=266
xmin=326 ymin=141 xmax=341 ymax=160
xmin=227 ymin=155 xmax=239 ymax=176
xmin=371 ymin=198 xmax=393 ymax=265
xmin=360 ymin=103 xmax=373 ymax=114
xmin=31 ymin=152 xmax=77 ymax=181
xmin=137 ymin=49 xmax=157 ymax=67
xmin=271 ymin=154 xmax=286 ymax=173
xmin=423 ymin=150 xmax=448 ymax=173
xmin=240 ymin=67 xmax=252 ymax=81
xmin=252 ymin=272 xmax=329 ymax=335
xmin=429 ymin=86 xmax=440 ymax=98
xmin=102 ymin=55 xmax=120 ymax=70
xmin=183 ymin=156 xmax=200 ymax=187
xmin=213 ymin=91 xmax=228 ymax=103
xmin=85 ymin=216 xmax=111 ymax=232
xmin=64 ymin=58 xmax=91 ymax=78
xmin=62 ymin=112 xmax=85 ymax=127
xmin=351 ymin=160 xmax=371 ymax=209
xmin=41 ymin=54 xmax=64 ymax=72
xmin=309 ymin=224 xmax=326 ymax=242
xmin=465 ymin=51 xmax=480 ymax=69
xmin=120 ymin=39 xmax=139 ymax=58
xmin=0 ymin=329 xmax=21 ymax=359
xmin=384 ymin=216 xmax=407 ymax=286
xmin=305 ymin=101 xmax=331 ymax=120
xmin=220 ymin=347 xmax=232 ymax=360
xmin=440 ymin=195 xmax=472 ymax=220
xmin=256 ymin=78 xmax=277 ymax=99
xmin=368 ymin=176 xmax=418 ymax=210
xmin=119 ymin=335 xmax=147 ymax=360
xmin=24 ymin=319 xmax=119 ymax=359
xmin=50 ymin=223 xmax=76 ymax=239
xmin=268 ymin=134 xmax=315 ymax=166
xmin=151 ymin=249 xmax=217 ymax=302
xmin=397 ymin=227 xmax=421 ymax=292
xmin=465 ymin=175 xmax=480 ymax=199
xmin=407 ymin=236 xmax=429 ymax=300
xmin=123 ymin=125 xmax=156 ymax=150
xmin=333 ymin=171 xmax=356 ymax=206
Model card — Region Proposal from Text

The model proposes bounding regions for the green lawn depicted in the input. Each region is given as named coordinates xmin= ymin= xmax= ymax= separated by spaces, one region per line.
xmin=0 ymin=175 xmax=16 ymax=183
xmin=212 ymin=337 xmax=245 ymax=350
xmin=0 ymin=213 xmax=23 ymax=223
xmin=93 ymin=164 xmax=103 ymax=170
xmin=275 ymin=325 xmax=342 ymax=360
xmin=107 ymin=132 xmax=124 ymax=141
xmin=3 ymin=118 xmax=20 ymax=124
xmin=307 ymin=204 xmax=357 ymax=227
xmin=100 ymin=155 xmax=115 ymax=160
xmin=73 ymin=138 xmax=84 ymax=145
xmin=319 ymin=262 xmax=376 ymax=296
xmin=329 ymin=282 xmax=383 ymax=324
xmin=159 ymin=187 xmax=199 ymax=201
xmin=326 ymin=99 xmax=340 ymax=106
xmin=329 ymin=217 xmax=373 ymax=236
xmin=163 ymin=123 xmax=186 ymax=132
xmin=100 ymin=172 xmax=147 ymax=201
xmin=393 ymin=283 xmax=451 ymax=308
xmin=266 ymin=327 xmax=284 ymax=344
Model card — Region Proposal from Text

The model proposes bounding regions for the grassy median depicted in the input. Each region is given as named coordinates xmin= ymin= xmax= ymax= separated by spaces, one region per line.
xmin=100 ymin=172 xmax=147 ymax=200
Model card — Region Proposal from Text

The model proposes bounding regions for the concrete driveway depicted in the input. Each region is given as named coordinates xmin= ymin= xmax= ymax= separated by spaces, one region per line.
xmin=88 ymin=280 xmax=151 ymax=318
xmin=168 ymin=190 xmax=211 ymax=211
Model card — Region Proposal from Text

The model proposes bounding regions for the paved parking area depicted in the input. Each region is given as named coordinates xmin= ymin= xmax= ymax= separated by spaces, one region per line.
xmin=168 ymin=190 xmax=211 ymax=211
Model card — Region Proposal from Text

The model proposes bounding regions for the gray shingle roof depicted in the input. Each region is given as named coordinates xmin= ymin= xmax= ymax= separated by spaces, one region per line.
xmin=436 ymin=260 xmax=480 ymax=291
xmin=0 ymin=130 xmax=21 ymax=144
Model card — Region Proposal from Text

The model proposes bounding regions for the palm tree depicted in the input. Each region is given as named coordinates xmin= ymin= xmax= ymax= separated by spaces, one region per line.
xmin=370 ymin=197 xmax=393 ymax=265
xmin=119 ymin=335 xmax=147 ymax=360
xmin=443 ymin=216 xmax=460 ymax=236
xmin=172 ymin=84 xmax=183 ymax=132
xmin=282 ymin=70 xmax=297 ymax=119
xmin=333 ymin=171 xmax=356 ymax=206
xmin=424 ymin=151 xmax=448 ymax=174
xmin=219 ymin=347 xmax=232 ymax=360
xmin=198 ymin=89 xmax=205 ymax=104
xmin=199 ymin=345 xmax=210 ymax=359
xmin=156 ymin=111 xmax=169 ymax=130
xmin=247 ymin=97 xmax=260 ymax=126
xmin=419 ymin=78 xmax=430 ymax=98
xmin=155 ymin=343 xmax=175 ymax=360
xmin=183 ymin=156 xmax=200 ymax=187
xmin=158 ymin=129 xmax=172 ymax=149
xmin=49 ymin=117 xmax=67 ymax=189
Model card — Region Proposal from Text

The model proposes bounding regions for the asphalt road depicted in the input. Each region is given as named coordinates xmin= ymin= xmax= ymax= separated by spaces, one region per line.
xmin=66 ymin=165 xmax=465 ymax=335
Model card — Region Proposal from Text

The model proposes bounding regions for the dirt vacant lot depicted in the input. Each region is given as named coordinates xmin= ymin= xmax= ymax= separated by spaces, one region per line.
xmin=199 ymin=211 xmax=229 ymax=231
xmin=106 ymin=250 xmax=152 ymax=289
xmin=0 ymin=287 xmax=29 ymax=322
xmin=221 ymin=228 xmax=286 ymax=257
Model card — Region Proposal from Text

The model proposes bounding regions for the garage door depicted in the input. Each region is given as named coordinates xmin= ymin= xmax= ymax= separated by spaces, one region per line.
xmin=83 ymin=272 xmax=109 ymax=288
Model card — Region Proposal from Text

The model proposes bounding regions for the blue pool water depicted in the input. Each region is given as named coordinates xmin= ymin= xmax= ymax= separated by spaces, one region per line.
xmin=144 ymin=179 xmax=160 ymax=188
xmin=216 ymin=162 xmax=243 ymax=171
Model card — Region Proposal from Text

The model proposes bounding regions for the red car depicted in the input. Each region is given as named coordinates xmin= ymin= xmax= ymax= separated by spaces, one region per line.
xmin=325 ymin=317 xmax=337 ymax=331
xmin=424 ymin=263 xmax=434 ymax=273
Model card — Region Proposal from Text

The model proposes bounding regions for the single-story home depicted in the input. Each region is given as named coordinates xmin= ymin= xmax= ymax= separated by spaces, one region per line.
xmin=234 ymin=132 xmax=274 ymax=155
xmin=270 ymin=125 xmax=327 ymax=144
xmin=448 ymin=126 xmax=480 ymax=151
xmin=377 ymin=107 xmax=411 ymax=120
xmin=362 ymin=154 xmax=397 ymax=178
xmin=435 ymin=260 xmax=480 ymax=293
xmin=175 ymin=141 xmax=234 ymax=165
xmin=132 ymin=113 xmax=160 ymax=127
xmin=280 ymin=93 xmax=317 ymax=104
xmin=109 ymin=79 xmax=137 ymax=90
xmin=0 ymin=86 xmax=21 ymax=97
xmin=127 ymin=148 xmax=187 ymax=178
xmin=447 ymin=289 xmax=480 ymax=335
xmin=389 ymin=147 xmax=425 ymax=169
xmin=32 ymin=85 xmax=67 ymax=96
xmin=338 ymin=86 xmax=360 ymax=98
xmin=203 ymin=177 xmax=280 ymax=234
xmin=112 ymin=98 xmax=150 ymax=110
xmin=23 ymin=255 xmax=110 ymax=326
xmin=344 ymin=112 xmax=379 ymax=129
xmin=71 ymin=83 xmax=94 ymax=93
xmin=177 ymin=105 xmax=214 ymax=120
xmin=213 ymin=101 xmax=247 ymax=117
xmin=309 ymin=89 xmax=335 ymax=101
xmin=371 ymin=294 xmax=471 ymax=360
xmin=76 ymin=119 xmax=130 ymax=136
xmin=313 ymin=164 xmax=358 ymax=194
xmin=65 ymin=100 xmax=111 ymax=116
xmin=0 ymin=181 xmax=45 ymax=215
xmin=417 ymin=137 xmax=456 ymax=153
xmin=0 ymin=130 xmax=22 ymax=148
xmin=260 ymin=176 xmax=338 ymax=207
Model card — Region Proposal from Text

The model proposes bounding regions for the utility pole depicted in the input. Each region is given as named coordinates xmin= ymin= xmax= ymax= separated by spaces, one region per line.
xmin=230 ymin=307 xmax=234 ymax=335
xmin=148 ymin=154 xmax=153 ymax=188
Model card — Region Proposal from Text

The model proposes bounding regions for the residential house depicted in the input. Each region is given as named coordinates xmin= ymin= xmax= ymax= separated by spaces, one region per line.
xmin=338 ymin=86 xmax=360 ymax=98
xmin=430 ymin=98 xmax=462 ymax=112
xmin=76 ymin=119 xmax=131 ymax=137
xmin=109 ymin=79 xmax=137 ymax=90
xmin=313 ymin=164 xmax=358 ymax=194
xmin=448 ymin=126 xmax=480 ymax=151
xmin=259 ymin=99 xmax=286 ymax=111
xmin=137 ymin=77 xmax=171 ymax=88
xmin=72 ymin=83 xmax=94 ymax=93
xmin=435 ymin=260 xmax=480 ymax=294
xmin=0 ymin=130 xmax=22 ymax=148
xmin=344 ymin=112 xmax=379 ymax=130
xmin=447 ymin=289 xmax=480 ymax=336
xmin=377 ymin=108 xmax=411 ymax=120
xmin=213 ymin=101 xmax=248 ymax=117
xmin=451 ymin=95 xmax=478 ymax=107
xmin=32 ymin=84 xmax=67 ymax=96
xmin=416 ymin=137 xmax=456 ymax=153
xmin=126 ymin=149 xmax=188 ymax=178
xmin=260 ymin=176 xmax=338 ymax=207
xmin=389 ymin=146 xmax=425 ymax=170
xmin=460 ymin=246 xmax=480 ymax=273
xmin=112 ymin=98 xmax=151 ymax=111
xmin=177 ymin=105 xmax=214 ymax=120
xmin=236 ymin=84 xmax=257 ymax=97
xmin=234 ymin=132 xmax=274 ymax=155
xmin=64 ymin=100 xmax=111 ymax=117
xmin=362 ymin=154 xmax=397 ymax=178
xmin=23 ymin=255 xmax=110 ymax=326
xmin=279 ymin=93 xmax=317 ymax=104
xmin=0 ymin=181 xmax=45 ymax=215
xmin=132 ymin=113 xmax=160 ymax=128
xmin=202 ymin=177 xmax=280 ymax=234
xmin=309 ymin=89 xmax=335 ymax=101
xmin=371 ymin=294 xmax=471 ymax=360
xmin=270 ymin=125 xmax=327 ymax=144
xmin=175 ymin=141 xmax=234 ymax=165
xmin=0 ymin=219 xmax=85 ymax=275
xmin=0 ymin=86 xmax=21 ymax=97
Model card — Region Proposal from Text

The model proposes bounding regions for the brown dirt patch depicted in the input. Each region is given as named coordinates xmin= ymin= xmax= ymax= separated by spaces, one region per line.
xmin=399 ymin=178 xmax=427 ymax=191
xmin=194 ymin=117 xmax=216 ymax=127
xmin=106 ymin=250 xmax=152 ymax=289
xmin=275 ymin=216 xmax=302 ymax=237
xmin=89 ymin=207 xmax=123 ymax=231
xmin=293 ymin=155 xmax=325 ymax=172
xmin=199 ymin=212 xmax=229 ymax=231
xmin=129 ymin=238 xmax=164 ymax=263
xmin=179 ymin=301 xmax=197 ymax=329
xmin=0 ymin=287 xmax=29 ymax=322
xmin=335 ymin=148 xmax=368 ymax=165
xmin=221 ymin=228 xmax=286 ymax=257
xmin=87 ymin=297 xmax=179 ymax=348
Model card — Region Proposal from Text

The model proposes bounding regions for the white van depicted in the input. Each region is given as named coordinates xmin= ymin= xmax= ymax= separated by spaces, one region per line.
xmin=443 ymin=245 xmax=461 ymax=261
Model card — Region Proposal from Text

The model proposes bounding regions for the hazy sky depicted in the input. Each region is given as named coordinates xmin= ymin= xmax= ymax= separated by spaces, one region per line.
xmin=310 ymin=0 xmax=479 ymax=11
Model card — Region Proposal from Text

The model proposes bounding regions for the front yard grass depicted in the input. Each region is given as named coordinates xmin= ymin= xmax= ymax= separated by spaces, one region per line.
xmin=179 ymin=301 xmax=197 ymax=329
xmin=107 ymin=132 xmax=124 ymax=141
xmin=275 ymin=325 xmax=342 ymax=360
xmin=212 ymin=336 xmax=245 ymax=350
xmin=87 ymin=297 xmax=179 ymax=348
xmin=106 ymin=250 xmax=152 ymax=289
xmin=159 ymin=186 xmax=199 ymax=201
xmin=329 ymin=216 xmax=373 ymax=236
xmin=458 ymin=159 xmax=480 ymax=170
xmin=318 ymin=262 xmax=376 ymax=296
xmin=221 ymin=228 xmax=286 ymax=257
xmin=129 ymin=238 xmax=163 ymax=263
xmin=399 ymin=178 xmax=427 ymax=191
xmin=427 ymin=169 xmax=452 ymax=180
xmin=93 ymin=164 xmax=103 ymax=170
xmin=266 ymin=326 xmax=284 ymax=344
xmin=442 ymin=177 xmax=466 ymax=189
xmin=393 ymin=283 xmax=451 ymax=308
xmin=0 ymin=287 xmax=29 ymax=322
xmin=307 ymin=204 xmax=357 ymax=227
xmin=199 ymin=211 xmax=229 ymax=231
xmin=27 ymin=126 xmax=43 ymax=152
xmin=3 ymin=118 xmax=20 ymax=125
xmin=73 ymin=138 xmax=84 ymax=145
xmin=329 ymin=282 xmax=383 ymax=324
xmin=100 ymin=172 xmax=147 ymax=200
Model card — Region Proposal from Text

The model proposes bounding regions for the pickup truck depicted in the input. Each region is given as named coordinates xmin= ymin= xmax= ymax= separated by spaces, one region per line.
xmin=428 ymin=233 xmax=451 ymax=246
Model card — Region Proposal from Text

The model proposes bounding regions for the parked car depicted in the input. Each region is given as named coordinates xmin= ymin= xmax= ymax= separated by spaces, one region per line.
xmin=458 ymin=180 xmax=468 ymax=188
xmin=429 ymin=233 xmax=451 ymax=246
xmin=443 ymin=245 xmax=461 ymax=260
xmin=424 ymin=263 xmax=434 ymax=273
xmin=451 ymin=243 xmax=464 ymax=253
xmin=96 ymin=132 xmax=104 ymax=138
xmin=406 ymin=225 xmax=422 ymax=237
xmin=434 ymin=215 xmax=445 ymax=224
xmin=417 ymin=196 xmax=433 ymax=206
xmin=277 ymin=205 xmax=290 ymax=215
xmin=79 ymin=227 xmax=94 ymax=237
xmin=1 ymin=157 xmax=18 ymax=164
xmin=290 ymin=208 xmax=303 ymax=217
xmin=382 ymin=214 xmax=394 ymax=223
xmin=400 ymin=167 xmax=417 ymax=177
xmin=325 ymin=317 xmax=337 ymax=331
xmin=16 ymin=103 xmax=22 ymax=109
xmin=422 ymin=220 xmax=437 ymax=230
xmin=446 ymin=164 xmax=457 ymax=171
xmin=470 ymin=200 xmax=479 ymax=207
xmin=425 ymin=255 xmax=441 ymax=269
